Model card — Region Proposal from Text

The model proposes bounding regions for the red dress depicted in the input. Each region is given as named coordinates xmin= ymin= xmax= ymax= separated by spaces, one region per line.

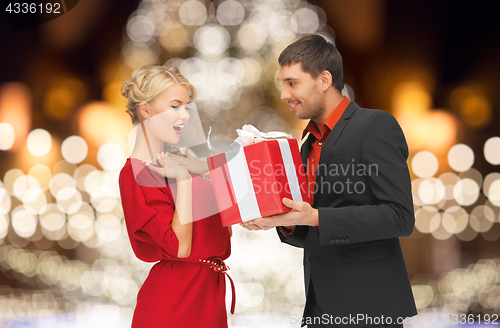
xmin=119 ymin=158 xmax=231 ymax=328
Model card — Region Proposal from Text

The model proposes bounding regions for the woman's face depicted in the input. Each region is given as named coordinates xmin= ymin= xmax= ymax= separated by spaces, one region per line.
xmin=143 ymin=84 xmax=191 ymax=145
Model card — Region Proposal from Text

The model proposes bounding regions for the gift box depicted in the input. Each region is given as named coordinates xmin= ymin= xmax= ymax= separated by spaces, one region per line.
xmin=207 ymin=138 xmax=310 ymax=227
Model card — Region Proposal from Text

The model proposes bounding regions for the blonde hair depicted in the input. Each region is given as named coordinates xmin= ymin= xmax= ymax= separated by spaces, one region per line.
xmin=121 ymin=65 xmax=196 ymax=125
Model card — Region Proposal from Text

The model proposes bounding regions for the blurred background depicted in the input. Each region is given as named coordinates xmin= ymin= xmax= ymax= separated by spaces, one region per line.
xmin=1 ymin=0 xmax=500 ymax=327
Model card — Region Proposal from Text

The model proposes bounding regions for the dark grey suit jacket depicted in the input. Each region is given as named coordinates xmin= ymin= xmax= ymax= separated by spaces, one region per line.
xmin=277 ymin=102 xmax=417 ymax=327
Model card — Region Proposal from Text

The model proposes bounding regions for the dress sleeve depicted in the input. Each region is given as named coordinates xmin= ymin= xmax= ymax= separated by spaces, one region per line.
xmin=119 ymin=162 xmax=179 ymax=261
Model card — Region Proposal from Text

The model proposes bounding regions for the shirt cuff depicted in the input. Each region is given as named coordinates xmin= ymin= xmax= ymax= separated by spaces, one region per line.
xmin=279 ymin=226 xmax=294 ymax=236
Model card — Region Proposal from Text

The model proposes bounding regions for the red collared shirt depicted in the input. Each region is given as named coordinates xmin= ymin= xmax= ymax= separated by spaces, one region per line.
xmin=281 ymin=96 xmax=350 ymax=236
xmin=303 ymin=96 xmax=350 ymax=200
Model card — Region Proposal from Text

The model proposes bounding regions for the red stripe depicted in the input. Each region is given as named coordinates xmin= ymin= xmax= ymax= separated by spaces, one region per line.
xmin=288 ymin=139 xmax=312 ymax=204
xmin=244 ymin=141 xmax=291 ymax=218
xmin=207 ymin=155 xmax=241 ymax=226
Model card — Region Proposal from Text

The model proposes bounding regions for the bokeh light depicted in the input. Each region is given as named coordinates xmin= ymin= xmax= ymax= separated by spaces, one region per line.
xmin=488 ymin=179 xmax=500 ymax=207
xmin=0 ymin=183 xmax=11 ymax=216
xmin=11 ymin=206 xmax=37 ymax=238
xmin=97 ymin=143 xmax=126 ymax=171
xmin=484 ymin=137 xmax=500 ymax=165
xmin=0 ymin=82 xmax=31 ymax=151
xmin=40 ymin=204 xmax=67 ymax=241
xmin=439 ymin=172 xmax=460 ymax=201
xmin=418 ymin=178 xmax=445 ymax=205
xmin=238 ymin=23 xmax=267 ymax=51
xmin=411 ymin=151 xmax=438 ymax=178
xmin=0 ymin=213 xmax=9 ymax=239
xmin=448 ymin=144 xmax=474 ymax=172
xmin=61 ymin=136 xmax=88 ymax=164
xmin=291 ymin=7 xmax=320 ymax=34
xmin=393 ymin=82 xmax=431 ymax=117
xmin=442 ymin=206 xmax=468 ymax=234
xmin=469 ymin=205 xmax=495 ymax=233
xmin=0 ymin=123 xmax=15 ymax=150
xmin=453 ymin=178 xmax=480 ymax=206
xmin=179 ymin=0 xmax=207 ymax=26
xmin=217 ymin=0 xmax=245 ymax=26
xmin=158 ymin=23 xmax=188 ymax=52
xmin=415 ymin=206 xmax=440 ymax=233
xmin=22 ymin=186 xmax=47 ymax=214
xmin=193 ymin=26 xmax=231 ymax=55
xmin=27 ymin=129 xmax=52 ymax=157
xmin=122 ymin=42 xmax=160 ymax=69
xmin=29 ymin=164 xmax=52 ymax=191
xmin=126 ymin=15 xmax=156 ymax=44
xmin=13 ymin=174 xmax=40 ymax=200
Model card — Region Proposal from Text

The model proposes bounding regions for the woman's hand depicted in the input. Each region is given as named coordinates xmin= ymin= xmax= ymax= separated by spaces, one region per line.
xmin=146 ymin=152 xmax=191 ymax=181
xmin=169 ymin=149 xmax=209 ymax=176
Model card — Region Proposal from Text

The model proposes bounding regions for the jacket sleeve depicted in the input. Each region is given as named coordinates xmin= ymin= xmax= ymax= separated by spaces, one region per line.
xmin=276 ymin=225 xmax=309 ymax=248
xmin=318 ymin=110 xmax=415 ymax=245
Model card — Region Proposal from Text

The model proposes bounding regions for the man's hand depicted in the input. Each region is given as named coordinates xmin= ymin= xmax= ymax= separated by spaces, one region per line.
xmin=240 ymin=198 xmax=318 ymax=231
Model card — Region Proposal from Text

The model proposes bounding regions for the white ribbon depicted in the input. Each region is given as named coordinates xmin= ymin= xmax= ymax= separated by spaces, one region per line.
xmin=233 ymin=124 xmax=292 ymax=146
xmin=207 ymin=126 xmax=224 ymax=152
xmin=207 ymin=124 xmax=293 ymax=152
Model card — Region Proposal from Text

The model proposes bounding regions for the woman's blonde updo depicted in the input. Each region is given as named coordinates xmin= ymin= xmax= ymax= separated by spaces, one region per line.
xmin=121 ymin=65 xmax=196 ymax=125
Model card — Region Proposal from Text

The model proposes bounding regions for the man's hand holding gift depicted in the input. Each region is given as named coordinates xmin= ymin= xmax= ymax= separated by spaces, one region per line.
xmin=240 ymin=197 xmax=318 ymax=231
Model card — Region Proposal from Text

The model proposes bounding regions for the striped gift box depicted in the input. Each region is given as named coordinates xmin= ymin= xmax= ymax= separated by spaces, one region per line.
xmin=207 ymin=139 xmax=310 ymax=227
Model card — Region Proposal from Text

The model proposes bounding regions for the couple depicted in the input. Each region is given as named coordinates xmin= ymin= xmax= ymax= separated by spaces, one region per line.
xmin=118 ymin=35 xmax=417 ymax=328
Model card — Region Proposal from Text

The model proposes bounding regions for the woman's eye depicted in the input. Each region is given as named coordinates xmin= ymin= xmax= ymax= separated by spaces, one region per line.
xmin=185 ymin=105 xmax=192 ymax=110
xmin=172 ymin=106 xmax=179 ymax=109
xmin=289 ymin=82 xmax=295 ymax=86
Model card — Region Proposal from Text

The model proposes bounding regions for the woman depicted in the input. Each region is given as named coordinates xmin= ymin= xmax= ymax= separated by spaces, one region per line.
xmin=118 ymin=65 xmax=232 ymax=328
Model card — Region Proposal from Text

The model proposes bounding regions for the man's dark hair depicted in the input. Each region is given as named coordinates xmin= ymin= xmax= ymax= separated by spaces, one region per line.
xmin=278 ymin=34 xmax=344 ymax=92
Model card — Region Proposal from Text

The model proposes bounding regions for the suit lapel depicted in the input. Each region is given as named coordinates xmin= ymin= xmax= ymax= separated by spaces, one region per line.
xmin=300 ymin=133 xmax=315 ymax=170
xmin=312 ymin=102 xmax=359 ymax=207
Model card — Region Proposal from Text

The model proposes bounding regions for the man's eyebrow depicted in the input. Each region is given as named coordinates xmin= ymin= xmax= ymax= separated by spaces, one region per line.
xmin=277 ymin=77 xmax=298 ymax=82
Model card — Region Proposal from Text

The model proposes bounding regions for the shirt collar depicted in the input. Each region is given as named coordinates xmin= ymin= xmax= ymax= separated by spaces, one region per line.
xmin=302 ymin=96 xmax=351 ymax=140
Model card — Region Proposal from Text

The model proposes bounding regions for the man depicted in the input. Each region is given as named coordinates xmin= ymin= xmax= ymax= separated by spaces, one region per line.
xmin=241 ymin=35 xmax=417 ymax=327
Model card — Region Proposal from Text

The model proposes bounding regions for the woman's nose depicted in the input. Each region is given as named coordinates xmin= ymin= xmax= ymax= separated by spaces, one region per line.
xmin=180 ymin=106 xmax=190 ymax=121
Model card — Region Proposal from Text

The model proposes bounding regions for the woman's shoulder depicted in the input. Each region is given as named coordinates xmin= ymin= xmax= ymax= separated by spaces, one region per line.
xmin=120 ymin=158 xmax=169 ymax=189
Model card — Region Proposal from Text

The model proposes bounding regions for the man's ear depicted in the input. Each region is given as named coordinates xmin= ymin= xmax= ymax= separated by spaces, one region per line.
xmin=319 ymin=70 xmax=332 ymax=92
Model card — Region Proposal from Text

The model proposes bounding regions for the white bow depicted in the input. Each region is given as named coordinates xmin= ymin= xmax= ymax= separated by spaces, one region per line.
xmin=207 ymin=125 xmax=293 ymax=153
xmin=233 ymin=124 xmax=293 ymax=146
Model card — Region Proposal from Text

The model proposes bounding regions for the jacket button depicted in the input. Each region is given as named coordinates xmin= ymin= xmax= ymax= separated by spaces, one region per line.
xmin=340 ymin=239 xmax=344 ymax=243
xmin=318 ymin=142 xmax=323 ymax=146
xmin=335 ymin=239 xmax=340 ymax=243
xmin=330 ymin=239 xmax=335 ymax=244
xmin=345 ymin=239 xmax=350 ymax=243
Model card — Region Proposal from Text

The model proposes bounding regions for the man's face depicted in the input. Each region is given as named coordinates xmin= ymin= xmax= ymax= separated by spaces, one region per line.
xmin=277 ymin=63 xmax=325 ymax=121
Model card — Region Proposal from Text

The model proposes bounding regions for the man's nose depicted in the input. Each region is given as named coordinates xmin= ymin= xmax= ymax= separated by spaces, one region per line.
xmin=280 ymin=88 xmax=290 ymax=101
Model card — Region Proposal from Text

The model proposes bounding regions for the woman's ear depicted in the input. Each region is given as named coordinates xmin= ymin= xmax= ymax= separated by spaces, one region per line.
xmin=319 ymin=70 xmax=332 ymax=92
xmin=138 ymin=101 xmax=151 ymax=121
